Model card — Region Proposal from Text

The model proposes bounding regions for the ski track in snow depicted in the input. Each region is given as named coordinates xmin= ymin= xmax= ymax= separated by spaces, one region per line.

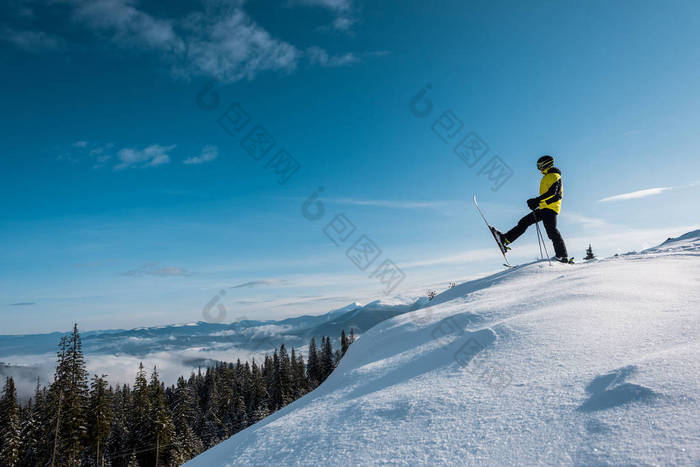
xmin=187 ymin=232 xmax=700 ymax=466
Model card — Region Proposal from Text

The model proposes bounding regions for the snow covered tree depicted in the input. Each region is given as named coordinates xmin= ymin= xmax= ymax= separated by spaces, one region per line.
xmin=320 ymin=336 xmax=335 ymax=381
xmin=106 ymin=384 xmax=131 ymax=467
xmin=340 ymin=330 xmax=349 ymax=356
xmin=47 ymin=325 xmax=89 ymax=466
xmin=275 ymin=345 xmax=293 ymax=408
xmin=0 ymin=377 xmax=21 ymax=466
xmin=147 ymin=367 xmax=174 ymax=466
xmin=130 ymin=363 xmax=151 ymax=465
xmin=64 ymin=324 xmax=90 ymax=465
xmin=230 ymin=395 xmax=248 ymax=434
xmin=171 ymin=376 xmax=202 ymax=463
xmin=306 ymin=337 xmax=321 ymax=388
xmin=87 ymin=374 xmax=112 ymax=466
xmin=201 ymin=373 xmax=224 ymax=448
xmin=290 ymin=348 xmax=307 ymax=398
xmin=247 ymin=360 xmax=269 ymax=423
xmin=19 ymin=380 xmax=43 ymax=466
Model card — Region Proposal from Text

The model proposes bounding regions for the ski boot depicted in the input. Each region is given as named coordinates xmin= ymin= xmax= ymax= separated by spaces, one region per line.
xmin=492 ymin=228 xmax=511 ymax=252
xmin=555 ymin=256 xmax=575 ymax=264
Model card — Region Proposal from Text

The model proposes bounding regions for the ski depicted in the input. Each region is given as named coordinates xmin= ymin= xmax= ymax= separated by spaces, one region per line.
xmin=473 ymin=195 xmax=511 ymax=267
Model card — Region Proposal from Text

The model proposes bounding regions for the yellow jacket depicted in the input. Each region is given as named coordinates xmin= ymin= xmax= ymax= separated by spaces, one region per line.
xmin=538 ymin=168 xmax=563 ymax=214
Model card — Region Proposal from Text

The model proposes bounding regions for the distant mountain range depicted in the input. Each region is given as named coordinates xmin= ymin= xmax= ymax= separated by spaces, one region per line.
xmin=1 ymin=298 xmax=427 ymax=396
xmin=0 ymin=299 xmax=425 ymax=359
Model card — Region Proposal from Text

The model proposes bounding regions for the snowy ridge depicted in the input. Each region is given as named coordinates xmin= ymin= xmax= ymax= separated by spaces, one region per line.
xmin=642 ymin=229 xmax=700 ymax=254
xmin=187 ymin=233 xmax=700 ymax=465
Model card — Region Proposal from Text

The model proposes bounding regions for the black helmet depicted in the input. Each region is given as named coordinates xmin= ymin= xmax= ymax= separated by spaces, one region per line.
xmin=537 ymin=155 xmax=554 ymax=171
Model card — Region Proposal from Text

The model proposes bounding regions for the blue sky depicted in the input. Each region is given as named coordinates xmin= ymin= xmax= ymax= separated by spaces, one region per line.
xmin=1 ymin=0 xmax=699 ymax=334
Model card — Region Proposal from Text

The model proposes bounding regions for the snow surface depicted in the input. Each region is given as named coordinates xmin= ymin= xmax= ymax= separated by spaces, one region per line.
xmin=187 ymin=233 xmax=700 ymax=466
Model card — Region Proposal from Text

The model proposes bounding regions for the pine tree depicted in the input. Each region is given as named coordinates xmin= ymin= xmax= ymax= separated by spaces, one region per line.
xmin=130 ymin=363 xmax=151 ymax=466
xmin=290 ymin=348 xmax=307 ymax=398
xmin=148 ymin=367 xmax=174 ymax=466
xmin=306 ymin=337 xmax=321 ymax=387
xmin=201 ymin=373 xmax=223 ymax=448
xmin=47 ymin=325 xmax=89 ymax=466
xmin=87 ymin=374 xmax=112 ymax=467
xmin=47 ymin=335 xmax=68 ymax=467
xmin=246 ymin=360 xmax=268 ymax=423
xmin=0 ymin=377 xmax=21 ymax=467
xmin=231 ymin=395 xmax=248 ymax=434
xmin=349 ymin=328 xmax=356 ymax=344
xmin=171 ymin=377 xmax=202 ymax=463
xmin=585 ymin=244 xmax=596 ymax=260
xmin=340 ymin=330 xmax=349 ymax=356
xmin=276 ymin=345 xmax=293 ymax=408
xmin=64 ymin=324 xmax=90 ymax=465
xmin=19 ymin=378 xmax=42 ymax=466
xmin=320 ymin=336 xmax=335 ymax=381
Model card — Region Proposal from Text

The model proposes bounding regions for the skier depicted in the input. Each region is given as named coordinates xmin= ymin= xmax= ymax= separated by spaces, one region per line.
xmin=495 ymin=155 xmax=570 ymax=263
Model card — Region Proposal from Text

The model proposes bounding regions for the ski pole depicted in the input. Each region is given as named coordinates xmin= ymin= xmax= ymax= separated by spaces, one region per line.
xmin=531 ymin=211 xmax=544 ymax=259
xmin=535 ymin=221 xmax=552 ymax=266
xmin=532 ymin=211 xmax=552 ymax=266
xmin=533 ymin=217 xmax=544 ymax=259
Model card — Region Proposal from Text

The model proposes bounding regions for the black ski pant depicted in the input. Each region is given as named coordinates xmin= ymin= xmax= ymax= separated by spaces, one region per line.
xmin=504 ymin=208 xmax=568 ymax=258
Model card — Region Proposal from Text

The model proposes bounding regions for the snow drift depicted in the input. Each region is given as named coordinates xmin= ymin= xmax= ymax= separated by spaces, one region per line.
xmin=187 ymin=232 xmax=700 ymax=465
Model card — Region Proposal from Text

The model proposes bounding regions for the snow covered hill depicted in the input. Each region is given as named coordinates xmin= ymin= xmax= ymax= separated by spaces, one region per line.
xmin=186 ymin=231 xmax=700 ymax=466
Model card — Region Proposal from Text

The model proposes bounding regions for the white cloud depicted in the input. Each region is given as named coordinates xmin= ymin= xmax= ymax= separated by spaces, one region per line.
xmin=327 ymin=198 xmax=461 ymax=211
xmin=1 ymin=28 xmax=62 ymax=52
xmin=124 ymin=263 xmax=193 ymax=277
xmin=183 ymin=145 xmax=218 ymax=165
xmin=69 ymin=0 xmax=183 ymax=51
xmin=295 ymin=0 xmax=356 ymax=31
xmin=181 ymin=8 xmax=300 ymax=82
xmin=230 ymin=279 xmax=287 ymax=289
xmin=331 ymin=16 xmax=355 ymax=31
xmin=598 ymin=181 xmax=700 ymax=203
xmin=306 ymin=46 xmax=359 ymax=67
xmin=49 ymin=0 xmax=299 ymax=82
xmin=114 ymin=144 xmax=175 ymax=170
xmin=61 ymin=141 xmax=116 ymax=168
xmin=294 ymin=0 xmax=352 ymax=12
xmin=7 ymin=1 xmax=369 ymax=81
xmin=598 ymin=187 xmax=672 ymax=202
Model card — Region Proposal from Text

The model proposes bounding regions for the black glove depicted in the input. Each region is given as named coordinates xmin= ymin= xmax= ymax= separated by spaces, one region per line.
xmin=527 ymin=198 xmax=539 ymax=210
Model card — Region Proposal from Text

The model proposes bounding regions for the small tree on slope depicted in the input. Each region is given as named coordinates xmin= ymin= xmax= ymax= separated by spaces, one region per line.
xmin=584 ymin=244 xmax=596 ymax=260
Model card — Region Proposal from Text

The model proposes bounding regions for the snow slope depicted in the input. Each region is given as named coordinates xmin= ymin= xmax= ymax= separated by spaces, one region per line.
xmin=187 ymin=232 xmax=700 ymax=466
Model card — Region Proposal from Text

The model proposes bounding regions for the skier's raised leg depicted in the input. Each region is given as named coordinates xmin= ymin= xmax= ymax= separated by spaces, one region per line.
xmin=501 ymin=211 xmax=539 ymax=245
